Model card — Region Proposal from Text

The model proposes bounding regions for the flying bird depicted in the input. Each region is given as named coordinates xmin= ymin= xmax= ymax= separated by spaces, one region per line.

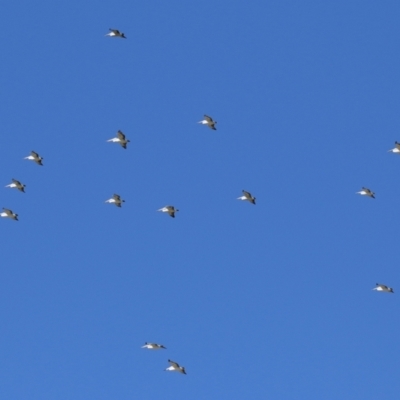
xmin=165 ymin=360 xmax=186 ymax=374
xmin=198 ymin=115 xmax=217 ymax=130
xmin=107 ymin=130 xmax=130 ymax=149
xmin=237 ymin=190 xmax=256 ymax=204
xmin=1 ymin=208 xmax=18 ymax=221
xmin=24 ymin=151 xmax=43 ymax=166
xmin=373 ymin=283 xmax=394 ymax=293
xmin=105 ymin=29 xmax=126 ymax=38
xmin=105 ymin=194 xmax=125 ymax=207
xmin=157 ymin=205 xmax=179 ymax=218
xmin=356 ymin=187 xmax=375 ymax=199
xmin=5 ymin=179 xmax=26 ymax=193
xmin=388 ymin=141 xmax=400 ymax=154
xmin=141 ymin=342 xmax=166 ymax=350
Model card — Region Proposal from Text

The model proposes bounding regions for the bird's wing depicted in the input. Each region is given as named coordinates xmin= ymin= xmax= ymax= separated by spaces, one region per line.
xmin=3 ymin=208 xmax=12 ymax=216
xmin=242 ymin=190 xmax=252 ymax=198
xmin=396 ymin=142 xmax=400 ymax=150
xmin=31 ymin=151 xmax=39 ymax=158
xmin=168 ymin=360 xmax=180 ymax=368
xmin=203 ymin=115 xmax=212 ymax=122
xmin=117 ymin=130 xmax=126 ymax=140
xmin=12 ymin=179 xmax=20 ymax=184
xmin=113 ymin=194 xmax=121 ymax=201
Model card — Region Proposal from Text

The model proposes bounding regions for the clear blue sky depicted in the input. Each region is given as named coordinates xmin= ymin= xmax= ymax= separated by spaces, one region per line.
xmin=1 ymin=1 xmax=399 ymax=398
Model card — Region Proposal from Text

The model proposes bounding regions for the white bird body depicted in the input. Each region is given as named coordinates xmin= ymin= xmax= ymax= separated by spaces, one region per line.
xmin=5 ymin=179 xmax=26 ymax=193
xmin=198 ymin=115 xmax=217 ymax=130
xmin=105 ymin=194 xmax=125 ymax=207
xmin=105 ymin=29 xmax=126 ymax=38
xmin=237 ymin=190 xmax=256 ymax=204
xmin=373 ymin=283 xmax=394 ymax=293
xmin=165 ymin=360 xmax=186 ymax=374
xmin=388 ymin=142 xmax=400 ymax=153
xmin=141 ymin=342 xmax=166 ymax=350
xmin=24 ymin=151 xmax=43 ymax=166
xmin=356 ymin=187 xmax=375 ymax=199
xmin=107 ymin=130 xmax=130 ymax=149
xmin=1 ymin=208 xmax=18 ymax=221
xmin=157 ymin=205 xmax=179 ymax=218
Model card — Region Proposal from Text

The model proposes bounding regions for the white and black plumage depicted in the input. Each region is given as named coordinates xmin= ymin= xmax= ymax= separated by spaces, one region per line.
xmin=105 ymin=29 xmax=126 ymax=38
xmin=141 ymin=342 xmax=166 ymax=350
xmin=373 ymin=283 xmax=394 ymax=293
xmin=237 ymin=190 xmax=256 ymax=204
xmin=165 ymin=360 xmax=186 ymax=374
xmin=105 ymin=194 xmax=125 ymax=207
xmin=24 ymin=151 xmax=43 ymax=166
xmin=356 ymin=187 xmax=375 ymax=199
xmin=5 ymin=179 xmax=26 ymax=193
xmin=388 ymin=142 xmax=400 ymax=154
xmin=107 ymin=130 xmax=130 ymax=149
xmin=157 ymin=205 xmax=179 ymax=218
xmin=1 ymin=208 xmax=18 ymax=221
xmin=198 ymin=115 xmax=217 ymax=130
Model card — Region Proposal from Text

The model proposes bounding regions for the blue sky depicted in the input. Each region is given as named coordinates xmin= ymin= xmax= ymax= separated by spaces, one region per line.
xmin=1 ymin=1 xmax=400 ymax=398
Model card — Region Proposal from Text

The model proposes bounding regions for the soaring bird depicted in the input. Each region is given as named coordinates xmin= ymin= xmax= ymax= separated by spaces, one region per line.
xmin=356 ymin=187 xmax=375 ymax=199
xmin=1 ymin=208 xmax=18 ymax=221
xmin=105 ymin=29 xmax=126 ymax=38
xmin=165 ymin=360 xmax=186 ymax=375
xmin=5 ymin=179 xmax=26 ymax=193
xmin=198 ymin=115 xmax=217 ymax=130
xmin=237 ymin=190 xmax=256 ymax=204
xmin=141 ymin=342 xmax=166 ymax=350
xmin=105 ymin=194 xmax=125 ymax=207
xmin=157 ymin=205 xmax=179 ymax=218
xmin=373 ymin=283 xmax=394 ymax=293
xmin=388 ymin=141 xmax=400 ymax=154
xmin=24 ymin=151 xmax=43 ymax=166
xmin=107 ymin=130 xmax=130 ymax=149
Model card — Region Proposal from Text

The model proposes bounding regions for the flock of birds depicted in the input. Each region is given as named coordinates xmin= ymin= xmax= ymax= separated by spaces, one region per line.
xmin=3 ymin=27 xmax=395 ymax=377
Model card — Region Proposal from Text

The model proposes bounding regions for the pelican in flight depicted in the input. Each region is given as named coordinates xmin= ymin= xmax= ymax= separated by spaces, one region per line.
xmin=373 ymin=283 xmax=394 ymax=293
xmin=165 ymin=360 xmax=186 ymax=375
xmin=105 ymin=29 xmax=126 ymax=39
xmin=141 ymin=342 xmax=166 ymax=350
xmin=237 ymin=190 xmax=256 ymax=204
xmin=388 ymin=142 xmax=400 ymax=154
xmin=356 ymin=187 xmax=375 ymax=199
xmin=107 ymin=130 xmax=130 ymax=149
xmin=5 ymin=179 xmax=26 ymax=193
xmin=198 ymin=115 xmax=217 ymax=130
xmin=105 ymin=194 xmax=125 ymax=207
xmin=24 ymin=151 xmax=43 ymax=166
xmin=1 ymin=208 xmax=18 ymax=221
xmin=157 ymin=205 xmax=179 ymax=218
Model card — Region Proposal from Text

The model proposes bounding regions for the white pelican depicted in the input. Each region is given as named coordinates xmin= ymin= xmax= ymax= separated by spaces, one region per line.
xmin=5 ymin=179 xmax=26 ymax=193
xmin=165 ymin=360 xmax=186 ymax=375
xmin=107 ymin=130 xmax=130 ymax=149
xmin=141 ymin=342 xmax=166 ymax=350
xmin=105 ymin=194 xmax=125 ymax=207
xmin=373 ymin=283 xmax=394 ymax=293
xmin=24 ymin=151 xmax=43 ymax=166
xmin=157 ymin=205 xmax=179 ymax=218
xmin=356 ymin=187 xmax=375 ymax=199
xmin=237 ymin=190 xmax=256 ymax=204
xmin=198 ymin=115 xmax=217 ymax=130
xmin=1 ymin=208 xmax=18 ymax=221
xmin=388 ymin=142 xmax=400 ymax=153
xmin=105 ymin=29 xmax=126 ymax=39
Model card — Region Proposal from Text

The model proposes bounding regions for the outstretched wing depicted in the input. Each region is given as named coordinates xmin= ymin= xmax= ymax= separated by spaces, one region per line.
xmin=168 ymin=360 xmax=180 ymax=368
xmin=117 ymin=130 xmax=126 ymax=140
